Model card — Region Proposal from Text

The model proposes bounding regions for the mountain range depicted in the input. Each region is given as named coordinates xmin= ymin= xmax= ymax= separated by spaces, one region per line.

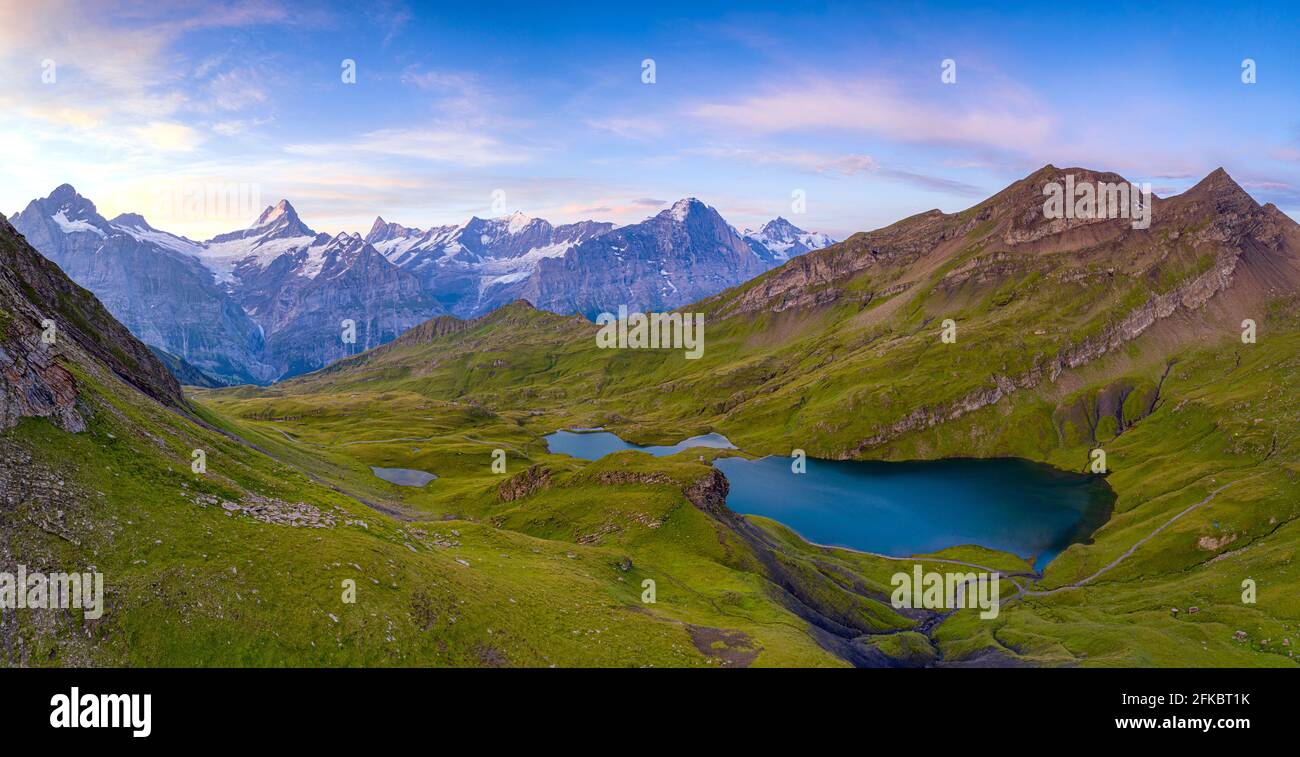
xmin=5 ymin=164 xmax=1299 ymax=668
xmin=10 ymin=190 xmax=834 ymax=384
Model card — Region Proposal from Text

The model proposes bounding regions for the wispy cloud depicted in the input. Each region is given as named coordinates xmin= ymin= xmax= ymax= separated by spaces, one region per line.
xmin=693 ymin=78 xmax=1055 ymax=153
xmin=367 ymin=1 xmax=413 ymax=47
xmin=207 ymin=69 xmax=270 ymax=111
xmin=396 ymin=64 xmax=528 ymax=132
xmin=586 ymin=116 xmax=666 ymax=140
xmin=690 ymin=147 xmax=878 ymax=175
xmin=690 ymin=147 xmax=985 ymax=195
xmin=551 ymin=197 xmax=669 ymax=219
xmin=286 ymin=128 xmax=532 ymax=167
xmin=0 ymin=0 xmax=298 ymax=153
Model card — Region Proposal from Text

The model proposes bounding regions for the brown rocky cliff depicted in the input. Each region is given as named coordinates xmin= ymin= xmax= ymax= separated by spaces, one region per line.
xmin=845 ymin=168 xmax=1300 ymax=454
xmin=0 ymin=215 xmax=183 ymax=432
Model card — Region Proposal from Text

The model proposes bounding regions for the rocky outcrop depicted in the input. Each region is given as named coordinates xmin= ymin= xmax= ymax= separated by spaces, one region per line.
xmin=682 ymin=468 xmax=735 ymax=523
xmin=191 ymin=492 xmax=339 ymax=528
xmin=498 ymin=465 xmax=553 ymax=502
xmin=0 ymin=326 xmax=83 ymax=433
xmin=0 ymin=214 xmax=183 ymax=431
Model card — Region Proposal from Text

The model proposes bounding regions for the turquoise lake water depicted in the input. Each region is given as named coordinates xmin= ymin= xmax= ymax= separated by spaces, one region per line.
xmin=544 ymin=430 xmax=1113 ymax=570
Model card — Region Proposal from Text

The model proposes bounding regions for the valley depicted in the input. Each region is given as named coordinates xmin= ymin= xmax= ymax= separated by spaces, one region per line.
xmin=4 ymin=165 xmax=1299 ymax=668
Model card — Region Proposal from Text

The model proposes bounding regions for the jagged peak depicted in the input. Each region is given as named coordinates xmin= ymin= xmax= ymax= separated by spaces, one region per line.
xmin=365 ymin=215 xmax=427 ymax=244
xmin=38 ymin=183 xmax=99 ymax=215
xmin=110 ymin=212 xmax=152 ymax=229
xmin=254 ymin=199 xmax=299 ymax=227
xmin=327 ymin=230 xmax=365 ymax=246
xmin=1185 ymin=166 xmax=1252 ymax=201
xmin=665 ymin=197 xmax=709 ymax=222
xmin=494 ymin=210 xmax=542 ymax=235
xmin=200 ymin=197 xmax=315 ymax=244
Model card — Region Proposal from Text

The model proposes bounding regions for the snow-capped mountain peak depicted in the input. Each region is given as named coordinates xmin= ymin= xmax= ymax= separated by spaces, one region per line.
xmin=37 ymin=184 xmax=104 ymax=227
xmin=198 ymin=200 xmax=320 ymax=283
xmin=15 ymin=185 xmax=835 ymax=384
xmin=255 ymin=199 xmax=298 ymax=227
xmin=505 ymin=210 xmax=534 ymax=234
xmin=742 ymin=216 xmax=835 ymax=263
xmin=666 ymin=197 xmax=706 ymax=222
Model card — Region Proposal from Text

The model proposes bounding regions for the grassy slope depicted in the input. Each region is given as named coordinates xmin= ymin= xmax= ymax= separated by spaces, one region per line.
xmin=190 ymin=299 xmax=1300 ymax=667
xmin=188 ymin=182 xmax=1300 ymax=666
xmin=6 ymin=356 xmax=852 ymax=666
xmin=9 ymin=168 xmax=1296 ymax=667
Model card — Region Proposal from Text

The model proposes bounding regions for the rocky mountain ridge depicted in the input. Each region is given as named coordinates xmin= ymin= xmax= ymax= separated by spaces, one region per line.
xmin=13 ymin=189 xmax=833 ymax=384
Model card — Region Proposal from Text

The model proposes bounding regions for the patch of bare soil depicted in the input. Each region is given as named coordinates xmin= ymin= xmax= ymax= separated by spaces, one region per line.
xmin=686 ymin=624 xmax=760 ymax=668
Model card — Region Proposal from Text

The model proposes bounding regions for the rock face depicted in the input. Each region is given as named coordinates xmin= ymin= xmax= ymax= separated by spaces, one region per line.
xmin=221 ymin=228 xmax=441 ymax=380
xmin=366 ymin=212 xmax=615 ymax=317
xmin=0 ymin=214 xmax=182 ymax=432
xmin=197 ymin=201 xmax=443 ymax=381
xmin=366 ymin=208 xmax=833 ymax=320
xmin=682 ymin=468 xmax=735 ymax=523
xmin=11 ymin=186 xmax=273 ymax=385
xmin=526 ymin=199 xmax=772 ymax=319
xmin=498 ymin=465 xmax=553 ymax=502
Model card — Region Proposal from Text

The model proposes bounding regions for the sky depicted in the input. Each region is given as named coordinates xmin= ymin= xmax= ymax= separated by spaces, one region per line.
xmin=2 ymin=0 xmax=1298 ymax=240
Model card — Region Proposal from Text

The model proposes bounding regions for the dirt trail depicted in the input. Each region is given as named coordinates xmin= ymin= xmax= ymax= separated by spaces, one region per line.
xmin=1010 ymin=475 xmax=1258 ymax=601
xmin=182 ymin=409 xmax=423 ymax=521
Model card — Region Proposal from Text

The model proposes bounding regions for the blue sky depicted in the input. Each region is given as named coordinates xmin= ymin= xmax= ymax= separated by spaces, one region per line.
xmin=2 ymin=0 xmax=1298 ymax=239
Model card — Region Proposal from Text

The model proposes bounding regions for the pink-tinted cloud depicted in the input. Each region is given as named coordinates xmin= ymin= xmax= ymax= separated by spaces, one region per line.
xmin=692 ymin=78 xmax=1055 ymax=151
